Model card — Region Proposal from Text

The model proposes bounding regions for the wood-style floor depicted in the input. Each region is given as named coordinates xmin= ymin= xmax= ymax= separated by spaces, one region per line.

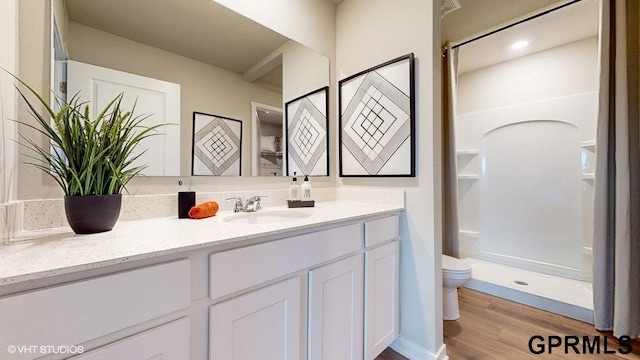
xmin=375 ymin=347 xmax=408 ymax=360
xmin=444 ymin=287 xmax=640 ymax=359
xmin=376 ymin=288 xmax=640 ymax=359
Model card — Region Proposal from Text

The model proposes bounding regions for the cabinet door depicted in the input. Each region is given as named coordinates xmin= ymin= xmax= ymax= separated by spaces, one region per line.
xmin=209 ymin=277 xmax=302 ymax=360
xmin=365 ymin=241 xmax=400 ymax=360
xmin=72 ymin=318 xmax=190 ymax=359
xmin=308 ymin=254 xmax=364 ymax=360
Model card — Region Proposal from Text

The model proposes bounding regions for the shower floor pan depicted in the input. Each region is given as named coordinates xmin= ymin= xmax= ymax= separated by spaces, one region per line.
xmin=463 ymin=257 xmax=594 ymax=324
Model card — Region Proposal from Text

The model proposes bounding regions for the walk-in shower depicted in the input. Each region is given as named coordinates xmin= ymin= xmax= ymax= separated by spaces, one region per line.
xmin=450 ymin=0 xmax=600 ymax=322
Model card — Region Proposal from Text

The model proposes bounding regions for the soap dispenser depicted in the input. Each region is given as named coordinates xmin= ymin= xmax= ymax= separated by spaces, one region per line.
xmin=289 ymin=172 xmax=301 ymax=201
xmin=301 ymin=175 xmax=312 ymax=200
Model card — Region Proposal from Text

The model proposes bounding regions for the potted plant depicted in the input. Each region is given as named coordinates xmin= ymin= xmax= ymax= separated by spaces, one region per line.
xmin=13 ymin=77 xmax=163 ymax=234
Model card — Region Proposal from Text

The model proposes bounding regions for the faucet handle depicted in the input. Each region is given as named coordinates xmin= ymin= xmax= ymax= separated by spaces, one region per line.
xmin=225 ymin=197 xmax=244 ymax=213
xmin=245 ymin=195 xmax=267 ymax=212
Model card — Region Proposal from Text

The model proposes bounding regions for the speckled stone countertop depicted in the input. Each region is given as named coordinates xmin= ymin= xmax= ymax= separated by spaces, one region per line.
xmin=0 ymin=201 xmax=403 ymax=286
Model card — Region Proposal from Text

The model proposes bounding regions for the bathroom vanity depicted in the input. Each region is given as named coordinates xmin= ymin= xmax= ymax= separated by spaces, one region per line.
xmin=0 ymin=201 xmax=402 ymax=360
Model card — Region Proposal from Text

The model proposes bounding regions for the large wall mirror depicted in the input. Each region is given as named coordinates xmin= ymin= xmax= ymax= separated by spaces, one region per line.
xmin=57 ymin=0 xmax=330 ymax=177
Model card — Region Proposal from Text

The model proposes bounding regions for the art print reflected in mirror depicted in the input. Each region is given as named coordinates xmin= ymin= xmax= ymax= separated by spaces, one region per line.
xmin=57 ymin=0 xmax=330 ymax=177
xmin=286 ymin=86 xmax=329 ymax=176
xmin=192 ymin=112 xmax=242 ymax=176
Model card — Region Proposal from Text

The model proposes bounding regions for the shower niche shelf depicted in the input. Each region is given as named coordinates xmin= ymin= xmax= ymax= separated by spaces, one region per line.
xmin=457 ymin=150 xmax=480 ymax=181
xmin=457 ymin=174 xmax=480 ymax=180
xmin=459 ymin=229 xmax=479 ymax=236
xmin=580 ymin=140 xmax=596 ymax=150
xmin=456 ymin=150 xmax=479 ymax=156
xmin=581 ymin=140 xmax=596 ymax=183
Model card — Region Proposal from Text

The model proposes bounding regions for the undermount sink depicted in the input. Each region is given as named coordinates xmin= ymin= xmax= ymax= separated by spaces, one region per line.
xmin=223 ymin=210 xmax=311 ymax=224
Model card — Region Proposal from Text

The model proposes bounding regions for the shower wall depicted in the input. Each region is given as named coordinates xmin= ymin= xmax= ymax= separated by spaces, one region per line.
xmin=455 ymin=37 xmax=598 ymax=281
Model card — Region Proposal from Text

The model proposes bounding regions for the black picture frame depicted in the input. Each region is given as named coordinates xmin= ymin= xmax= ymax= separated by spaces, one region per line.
xmin=285 ymin=86 xmax=329 ymax=176
xmin=191 ymin=112 xmax=242 ymax=176
xmin=338 ymin=53 xmax=415 ymax=177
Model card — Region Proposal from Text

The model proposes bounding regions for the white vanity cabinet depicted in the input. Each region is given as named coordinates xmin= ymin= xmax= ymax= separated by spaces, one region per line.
xmin=209 ymin=277 xmax=303 ymax=360
xmin=364 ymin=216 xmax=400 ymax=360
xmin=0 ymin=259 xmax=191 ymax=360
xmin=0 ymin=209 xmax=401 ymax=360
xmin=308 ymin=253 xmax=364 ymax=360
xmin=206 ymin=215 xmax=400 ymax=360
xmin=71 ymin=318 xmax=190 ymax=360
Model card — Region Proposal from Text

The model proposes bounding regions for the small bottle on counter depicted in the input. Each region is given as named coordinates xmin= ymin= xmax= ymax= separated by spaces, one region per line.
xmin=289 ymin=172 xmax=301 ymax=201
xmin=301 ymin=175 xmax=312 ymax=200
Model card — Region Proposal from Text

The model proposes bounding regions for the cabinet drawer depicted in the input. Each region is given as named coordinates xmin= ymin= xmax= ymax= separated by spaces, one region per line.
xmin=0 ymin=260 xmax=191 ymax=360
xmin=72 ymin=318 xmax=190 ymax=359
xmin=210 ymin=223 xmax=362 ymax=300
xmin=365 ymin=215 xmax=399 ymax=247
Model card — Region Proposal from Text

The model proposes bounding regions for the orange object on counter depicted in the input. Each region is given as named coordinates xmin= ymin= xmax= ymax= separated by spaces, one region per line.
xmin=188 ymin=201 xmax=219 ymax=219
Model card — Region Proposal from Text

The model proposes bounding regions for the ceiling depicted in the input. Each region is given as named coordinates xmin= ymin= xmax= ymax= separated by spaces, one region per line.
xmin=64 ymin=0 xmax=290 ymax=78
xmin=445 ymin=0 xmax=600 ymax=74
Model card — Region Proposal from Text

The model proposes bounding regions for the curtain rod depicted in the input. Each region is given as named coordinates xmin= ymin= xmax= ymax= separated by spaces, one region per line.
xmin=451 ymin=0 xmax=583 ymax=50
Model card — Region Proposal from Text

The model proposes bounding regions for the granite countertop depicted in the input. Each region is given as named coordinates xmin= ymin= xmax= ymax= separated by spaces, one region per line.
xmin=0 ymin=201 xmax=403 ymax=286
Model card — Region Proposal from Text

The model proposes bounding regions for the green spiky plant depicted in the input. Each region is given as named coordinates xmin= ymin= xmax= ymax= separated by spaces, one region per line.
xmin=13 ymin=77 xmax=163 ymax=196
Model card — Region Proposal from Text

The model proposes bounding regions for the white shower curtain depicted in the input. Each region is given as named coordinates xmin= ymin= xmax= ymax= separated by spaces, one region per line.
xmin=593 ymin=0 xmax=640 ymax=339
xmin=442 ymin=44 xmax=460 ymax=258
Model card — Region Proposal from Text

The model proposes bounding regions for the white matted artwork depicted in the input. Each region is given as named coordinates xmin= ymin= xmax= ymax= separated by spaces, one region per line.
xmin=191 ymin=112 xmax=242 ymax=176
xmin=285 ymin=86 xmax=329 ymax=176
xmin=339 ymin=54 xmax=415 ymax=177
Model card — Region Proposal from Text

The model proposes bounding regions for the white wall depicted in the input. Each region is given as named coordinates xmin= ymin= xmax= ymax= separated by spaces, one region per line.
xmin=457 ymin=36 xmax=598 ymax=114
xmin=337 ymin=1 xmax=444 ymax=359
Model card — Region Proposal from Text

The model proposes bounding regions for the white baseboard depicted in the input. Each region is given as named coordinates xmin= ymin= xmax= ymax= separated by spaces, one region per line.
xmin=391 ymin=336 xmax=449 ymax=360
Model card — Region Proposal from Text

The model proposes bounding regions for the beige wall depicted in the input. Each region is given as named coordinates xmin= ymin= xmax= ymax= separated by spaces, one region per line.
xmin=280 ymin=40 xmax=330 ymax=103
xmin=1 ymin=0 xmax=18 ymax=205
xmin=213 ymin=0 xmax=336 ymax=58
xmin=336 ymin=0 xmax=444 ymax=358
xmin=17 ymin=0 xmax=59 ymax=200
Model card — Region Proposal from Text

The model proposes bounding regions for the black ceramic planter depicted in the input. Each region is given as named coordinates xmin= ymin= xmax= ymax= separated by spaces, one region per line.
xmin=64 ymin=194 xmax=122 ymax=234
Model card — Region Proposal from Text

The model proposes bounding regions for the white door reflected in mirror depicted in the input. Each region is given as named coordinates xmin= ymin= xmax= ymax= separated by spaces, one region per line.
xmin=66 ymin=60 xmax=181 ymax=176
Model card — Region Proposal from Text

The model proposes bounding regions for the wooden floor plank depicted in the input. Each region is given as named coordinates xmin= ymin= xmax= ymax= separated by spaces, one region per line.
xmin=379 ymin=287 xmax=639 ymax=359
xmin=445 ymin=288 xmax=640 ymax=359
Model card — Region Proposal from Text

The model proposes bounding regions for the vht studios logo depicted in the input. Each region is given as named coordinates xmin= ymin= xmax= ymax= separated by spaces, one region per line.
xmin=528 ymin=335 xmax=633 ymax=355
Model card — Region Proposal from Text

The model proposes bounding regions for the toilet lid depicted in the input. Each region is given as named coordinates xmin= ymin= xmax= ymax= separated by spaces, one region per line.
xmin=442 ymin=255 xmax=472 ymax=272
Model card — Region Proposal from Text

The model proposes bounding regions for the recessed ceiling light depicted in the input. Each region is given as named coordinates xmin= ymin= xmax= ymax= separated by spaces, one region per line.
xmin=510 ymin=40 xmax=529 ymax=50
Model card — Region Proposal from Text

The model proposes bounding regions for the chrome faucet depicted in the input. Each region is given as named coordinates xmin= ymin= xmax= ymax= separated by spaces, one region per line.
xmin=225 ymin=196 xmax=267 ymax=212
xmin=225 ymin=197 xmax=244 ymax=213
xmin=243 ymin=196 xmax=267 ymax=212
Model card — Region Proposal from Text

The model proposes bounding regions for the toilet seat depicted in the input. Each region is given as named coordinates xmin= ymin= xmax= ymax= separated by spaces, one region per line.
xmin=442 ymin=255 xmax=472 ymax=273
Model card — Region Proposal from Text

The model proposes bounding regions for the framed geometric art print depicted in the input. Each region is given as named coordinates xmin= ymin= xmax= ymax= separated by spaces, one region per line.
xmin=191 ymin=112 xmax=242 ymax=176
xmin=339 ymin=53 xmax=415 ymax=177
xmin=285 ymin=86 xmax=329 ymax=176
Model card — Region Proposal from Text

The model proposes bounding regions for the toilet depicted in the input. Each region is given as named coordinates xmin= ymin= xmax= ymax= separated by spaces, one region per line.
xmin=442 ymin=255 xmax=472 ymax=321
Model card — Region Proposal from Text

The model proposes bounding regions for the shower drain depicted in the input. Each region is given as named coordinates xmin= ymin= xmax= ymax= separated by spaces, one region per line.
xmin=514 ymin=280 xmax=529 ymax=286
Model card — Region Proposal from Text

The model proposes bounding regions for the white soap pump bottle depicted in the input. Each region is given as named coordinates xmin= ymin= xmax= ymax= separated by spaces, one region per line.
xmin=289 ymin=172 xmax=301 ymax=201
xmin=301 ymin=175 xmax=312 ymax=200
